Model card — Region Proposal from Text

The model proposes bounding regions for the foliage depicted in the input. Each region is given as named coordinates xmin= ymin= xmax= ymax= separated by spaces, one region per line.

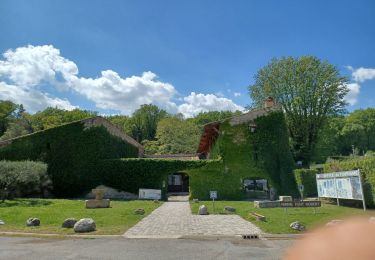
xmin=190 ymin=201 xmax=374 ymax=234
xmin=249 ymin=56 xmax=348 ymax=165
xmin=0 ymin=121 xmax=31 ymax=141
xmin=324 ymin=157 xmax=375 ymax=207
xmin=189 ymin=111 xmax=297 ymax=200
xmin=0 ymin=199 xmax=160 ymax=235
xmin=188 ymin=110 xmax=242 ymax=126
xmin=0 ymin=121 xmax=139 ymax=197
xmin=0 ymin=160 xmax=50 ymax=201
xmin=313 ymin=108 xmax=375 ymax=163
xmin=342 ymin=108 xmax=375 ymax=154
xmin=93 ymin=158 xmax=211 ymax=199
xmin=106 ymin=115 xmax=132 ymax=136
xmin=30 ymin=107 xmax=97 ymax=131
xmin=293 ymin=169 xmax=318 ymax=197
xmin=129 ymin=104 xmax=168 ymax=142
xmin=312 ymin=116 xmax=346 ymax=163
xmin=148 ymin=117 xmax=201 ymax=154
xmin=0 ymin=100 xmax=23 ymax=136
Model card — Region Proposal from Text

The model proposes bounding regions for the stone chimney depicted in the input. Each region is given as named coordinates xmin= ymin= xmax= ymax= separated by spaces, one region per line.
xmin=264 ymin=97 xmax=275 ymax=108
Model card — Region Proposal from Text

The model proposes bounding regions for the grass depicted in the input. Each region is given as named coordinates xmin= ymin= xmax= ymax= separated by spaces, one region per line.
xmin=0 ymin=199 xmax=161 ymax=235
xmin=190 ymin=200 xmax=375 ymax=234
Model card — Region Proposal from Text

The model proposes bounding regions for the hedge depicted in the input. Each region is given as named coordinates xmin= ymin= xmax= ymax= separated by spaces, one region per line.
xmin=189 ymin=111 xmax=297 ymax=200
xmin=0 ymin=160 xmax=50 ymax=200
xmin=293 ymin=169 xmax=318 ymax=197
xmin=92 ymin=158 xmax=212 ymax=199
xmin=324 ymin=157 xmax=375 ymax=207
xmin=0 ymin=121 xmax=139 ymax=197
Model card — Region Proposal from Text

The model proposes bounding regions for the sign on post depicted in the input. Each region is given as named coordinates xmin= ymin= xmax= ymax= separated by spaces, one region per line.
xmin=316 ymin=170 xmax=366 ymax=211
xmin=210 ymin=191 xmax=217 ymax=213
xmin=210 ymin=191 xmax=217 ymax=199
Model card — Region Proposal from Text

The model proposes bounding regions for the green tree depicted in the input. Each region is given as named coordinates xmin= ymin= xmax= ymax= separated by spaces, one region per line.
xmin=312 ymin=116 xmax=346 ymax=163
xmin=30 ymin=107 xmax=96 ymax=131
xmin=189 ymin=110 xmax=242 ymax=126
xmin=342 ymin=108 xmax=375 ymax=154
xmin=144 ymin=117 xmax=201 ymax=154
xmin=249 ymin=56 xmax=348 ymax=165
xmin=0 ymin=100 xmax=17 ymax=136
xmin=106 ymin=115 xmax=133 ymax=135
xmin=130 ymin=104 xmax=168 ymax=142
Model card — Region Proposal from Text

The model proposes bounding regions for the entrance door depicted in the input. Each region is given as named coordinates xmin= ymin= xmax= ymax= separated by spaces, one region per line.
xmin=243 ymin=178 xmax=269 ymax=199
xmin=168 ymin=173 xmax=189 ymax=193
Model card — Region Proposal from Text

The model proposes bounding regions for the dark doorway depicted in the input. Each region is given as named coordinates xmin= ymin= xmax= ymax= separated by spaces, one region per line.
xmin=243 ymin=178 xmax=269 ymax=199
xmin=167 ymin=173 xmax=189 ymax=193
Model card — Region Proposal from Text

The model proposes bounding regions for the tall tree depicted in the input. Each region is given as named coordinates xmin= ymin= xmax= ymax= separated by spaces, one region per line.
xmin=342 ymin=108 xmax=375 ymax=154
xmin=130 ymin=104 xmax=168 ymax=142
xmin=249 ymin=56 xmax=348 ymax=165
xmin=0 ymin=100 xmax=17 ymax=136
xmin=146 ymin=116 xmax=201 ymax=154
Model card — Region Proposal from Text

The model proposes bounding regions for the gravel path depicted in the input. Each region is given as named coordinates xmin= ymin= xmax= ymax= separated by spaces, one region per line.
xmin=124 ymin=202 xmax=261 ymax=238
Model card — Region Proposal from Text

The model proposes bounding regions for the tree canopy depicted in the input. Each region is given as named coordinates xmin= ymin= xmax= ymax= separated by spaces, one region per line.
xmin=249 ymin=56 xmax=349 ymax=165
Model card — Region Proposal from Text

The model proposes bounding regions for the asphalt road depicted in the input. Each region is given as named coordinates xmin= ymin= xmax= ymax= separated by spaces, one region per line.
xmin=0 ymin=236 xmax=294 ymax=260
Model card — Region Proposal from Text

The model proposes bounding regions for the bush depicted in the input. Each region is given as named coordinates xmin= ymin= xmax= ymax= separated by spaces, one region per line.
xmin=324 ymin=157 xmax=375 ymax=207
xmin=293 ymin=169 xmax=318 ymax=197
xmin=0 ymin=160 xmax=50 ymax=200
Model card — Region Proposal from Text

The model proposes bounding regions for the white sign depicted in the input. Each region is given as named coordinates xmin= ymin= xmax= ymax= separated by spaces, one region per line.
xmin=138 ymin=189 xmax=161 ymax=200
xmin=298 ymin=184 xmax=304 ymax=192
xmin=316 ymin=170 xmax=363 ymax=200
xmin=210 ymin=191 xmax=217 ymax=199
xmin=316 ymin=170 xmax=366 ymax=211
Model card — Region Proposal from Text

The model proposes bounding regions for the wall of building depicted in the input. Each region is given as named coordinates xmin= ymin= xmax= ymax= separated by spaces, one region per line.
xmin=188 ymin=111 xmax=297 ymax=200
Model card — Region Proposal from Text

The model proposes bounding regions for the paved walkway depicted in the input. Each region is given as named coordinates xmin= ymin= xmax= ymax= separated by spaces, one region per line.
xmin=124 ymin=202 xmax=261 ymax=238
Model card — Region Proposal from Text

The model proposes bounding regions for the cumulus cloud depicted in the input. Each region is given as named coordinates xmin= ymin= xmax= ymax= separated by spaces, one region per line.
xmin=344 ymin=66 xmax=375 ymax=106
xmin=177 ymin=92 xmax=244 ymax=118
xmin=234 ymin=92 xmax=241 ymax=97
xmin=344 ymin=83 xmax=360 ymax=106
xmin=347 ymin=66 xmax=375 ymax=83
xmin=0 ymin=44 xmax=243 ymax=117
xmin=0 ymin=45 xmax=77 ymax=111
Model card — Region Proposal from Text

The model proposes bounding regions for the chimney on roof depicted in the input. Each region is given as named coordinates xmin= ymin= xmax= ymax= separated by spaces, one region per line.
xmin=264 ymin=97 xmax=275 ymax=108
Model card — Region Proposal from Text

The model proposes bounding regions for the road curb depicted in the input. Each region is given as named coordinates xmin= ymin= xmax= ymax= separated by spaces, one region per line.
xmin=0 ymin=231 xmax=122 ymax=239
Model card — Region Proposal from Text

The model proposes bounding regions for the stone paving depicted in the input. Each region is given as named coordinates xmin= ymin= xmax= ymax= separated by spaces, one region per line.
xmin=123 ymin=201 xmax=261 ymax=238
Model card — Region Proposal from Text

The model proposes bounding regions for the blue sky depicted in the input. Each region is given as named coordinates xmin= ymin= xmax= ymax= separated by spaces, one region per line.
xmin=0 ymin=0 xmax=374 ymax=117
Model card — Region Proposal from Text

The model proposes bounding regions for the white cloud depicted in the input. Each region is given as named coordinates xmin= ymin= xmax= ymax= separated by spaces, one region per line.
xmin=69 ymin=70 xmax=178 ymax=114
xmin=0 ymin=82 xmax=77 ymax=112
xmin=0 ymin=45 xmax=77 ymax=111
xmin=234 ymin=92 xmax=241 ymax=97
xmin=343 ymin=66 xmax=375 ymax=106
xmin=344 ymin=83 xmax=360 ymax=106
xmin=0 ymin=44 xmax=243 ymax=117
xmin=349 ymin=67 xmax=375 ymax=83
xmin=177 ymin=92 xmax=244 ymax=118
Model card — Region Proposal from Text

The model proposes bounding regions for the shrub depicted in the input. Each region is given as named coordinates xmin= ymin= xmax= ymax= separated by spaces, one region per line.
xmin=293 ymin=169 xmax=318 ymax=197
xmin=0 ymin=160 xmax=50 ymax=201
xmin=324 ymin=157 xmax=375 ymax=207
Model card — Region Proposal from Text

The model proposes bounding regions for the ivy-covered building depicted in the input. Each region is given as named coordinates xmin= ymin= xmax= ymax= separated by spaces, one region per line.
xmin=0 ymin=117 xmax=144 ymax=197
xmin=189 ymin=98 xmax=297 ymax=200
xmin=0 ymin=98 xmax=297 ymax=200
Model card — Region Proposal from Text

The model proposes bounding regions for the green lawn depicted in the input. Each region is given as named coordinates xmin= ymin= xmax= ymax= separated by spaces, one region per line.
xmin=190 ymin=201 xmax=375 ymax=234
xmin=0 ymin=199 xmax=160 ymax=235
